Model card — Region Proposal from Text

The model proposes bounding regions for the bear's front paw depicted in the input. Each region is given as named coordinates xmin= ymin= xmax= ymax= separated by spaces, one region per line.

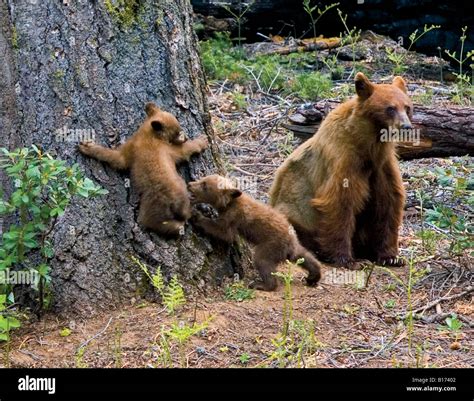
xmin=195 ymin=135 xmax=209 ymax=151
xmin=377 ymin=256 xmax=405 ymax=267
xmin=334 ymin=256 xmax=368 ymax=270
xmin=305 ymin=275 xmax=320 ymax=287
xmin=78 ymin=141 xmax=98 ymax=155
xmin=190 ymin=210 xmax=206 ymax=226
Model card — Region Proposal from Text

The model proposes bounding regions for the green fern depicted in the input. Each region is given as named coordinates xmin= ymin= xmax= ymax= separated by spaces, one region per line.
xmin=160 ymin=319 xmax=210 ymax=367
xmin=162 ymin=276 xmax=186 ymax=314
xmin=131 ymin=256 xmax=184 ymax=314
xmin=151 ymin=268 xmax=165 ymax=294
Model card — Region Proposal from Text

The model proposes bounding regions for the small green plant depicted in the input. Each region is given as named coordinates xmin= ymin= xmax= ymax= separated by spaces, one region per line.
xmin=131 ymin=256 xmax=210 ymax=367
xmin=131 ymin=256 xmax=185 ymax=314
xmin=0 ymin=294 xmax=20 ymax=342
xmin=385 ymin=24 xmax=441 ymax=75
xmin=273 ymin=260 xmax=299 ymax=337
xmin=267 ymin=261 xmax=323 ymax=368
xmin=302 ymin=1 xmax=339 ymax=69
xmin=438 ymin=314 xmax=463 ymax=338
xmin=337 ymin=9 xmax=362 ymax=78
xmin=231 ymin=91 xmax=247 ymax=110
xmin=303 ymin=1 xmax=339 ymax=40
xmin=224 ymin=282 xmax=254 ymax=302
xmin=242 ymin=55 xmax=286 ymax=92
xmin=290 ymin=71 xmax=332 ymax=100
xmin=416 ymin=229 xmax=439 ymax=254
xmin=200 ymin=33 xmax=247 ymax=83
xmin=445 ymin=26 xmax=474 ymax=105
xmin=375 ymin=250 xmax=429 ymax=354
xmin=220 ymin=1 xmax=255 ymax=48
xmin=75 ymin=345 xmax=88 ymax=368
xmin=412 ymin=161 xmax=472 ymax=257
xmin=322 ymin=54 xmax=345 ymax=80
xmin=160 ymin=319 xmax=210 ymax=368
xmin=162 ymin=276 xmax=186 ymax=315
xmin=384 ymin=299 xmax=396 ymax=309
xmin=59 ymin=327 xmax=72 ymax=337
xmin=0 ymin=146 xmax=107 ymax=337
xmin=385 ymin=49 xmax=405 ymax=75
xmin=412 ymin=88 xmax=434 ymax=105
xmin=277 ymin=132 xmax=295 ymax=157
xmin=239 ymin=352 xmax=251 ymax=364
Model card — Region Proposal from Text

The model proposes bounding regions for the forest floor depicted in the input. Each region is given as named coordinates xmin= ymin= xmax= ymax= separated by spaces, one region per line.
xmin=2 ymin=33 xmax=473 ymax=368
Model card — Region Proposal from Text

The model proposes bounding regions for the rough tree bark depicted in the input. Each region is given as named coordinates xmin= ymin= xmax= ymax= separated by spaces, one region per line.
xmin=0 ymin=0 xmax=245 ymax=316
xmin=283 ymin=101 xmax=474 ymax=160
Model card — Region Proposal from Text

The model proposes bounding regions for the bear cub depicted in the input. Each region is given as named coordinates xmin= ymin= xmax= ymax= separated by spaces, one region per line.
xmin=79 ymin=102 xmax=208 ymax=237
xmin=188 ymin=175 xmax=322 ymax=291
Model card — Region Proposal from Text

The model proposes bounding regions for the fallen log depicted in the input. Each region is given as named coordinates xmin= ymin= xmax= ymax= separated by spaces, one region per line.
xmin=255 ymin=37 xmax=342 ymax=56
xmin=282 ymin=101 xmax=474 ymax=160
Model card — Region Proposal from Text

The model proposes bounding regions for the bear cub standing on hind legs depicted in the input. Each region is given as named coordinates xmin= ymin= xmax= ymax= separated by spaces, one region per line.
xmin=79 ymin=102 xmax=208 ymax=237
xmin=188 ymin=175 xmax=322 ymax=291
xmin=270 ymin=73 xmax=412 ymax=269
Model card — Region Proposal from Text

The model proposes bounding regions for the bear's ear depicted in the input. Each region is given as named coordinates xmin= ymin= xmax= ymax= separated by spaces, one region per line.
xmin=151 ymin=120 xmax=163 ymax=131
xmin=145 ymin=102 xmax=160 ymax=116
xmin=392 ymin=76 xmax=408 ymax=94
xmin=355 ymin=72 xmax=374 ymax=100
xmin=229 ymin=189 xmax=242 ymax=199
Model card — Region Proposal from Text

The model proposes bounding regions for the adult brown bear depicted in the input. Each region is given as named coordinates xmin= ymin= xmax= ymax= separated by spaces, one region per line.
xmin=270 ymin=73 xmax=412 ymax=269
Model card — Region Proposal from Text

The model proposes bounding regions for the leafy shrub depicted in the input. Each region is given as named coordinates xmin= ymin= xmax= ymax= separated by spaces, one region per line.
xmin=199 ymin=32 xmax=246 ymax=83
xmin=224 ymin=282 xmax=254 ymax=301
xmin=0 ymin=145 xmax=107 ymax=339
xmin=289 ymin=72 xmax=332 ymax=100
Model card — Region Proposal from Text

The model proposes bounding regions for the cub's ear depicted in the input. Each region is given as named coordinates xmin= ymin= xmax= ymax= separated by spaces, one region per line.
xmin=355 ymin=72 xmax=374 ymax=100
xmin=229 ymin=189 xmax=242 ymax=199
xmin=392 ymin=76 xmax=408 ymax=94
xmin=145 ymin=102 xmax=160 ymax=116
xmin=151 ymin=120 xmax=163 ymax=131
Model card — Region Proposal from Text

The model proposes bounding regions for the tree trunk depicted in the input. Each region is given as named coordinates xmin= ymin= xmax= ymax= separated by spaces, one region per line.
xmin=0 ymin=0 xmax=245 ymax=316
xmin=283 ymin=101 xmax=474 ymax=160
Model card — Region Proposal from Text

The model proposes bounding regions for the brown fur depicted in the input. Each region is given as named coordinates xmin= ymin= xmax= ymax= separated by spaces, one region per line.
xmin=78 ymin=102 xmax=208 ymax=237
xmin=188 ymin=175 xmax=322 ymax=290
xmin=270 ymin=73 xmax=410 ymax=269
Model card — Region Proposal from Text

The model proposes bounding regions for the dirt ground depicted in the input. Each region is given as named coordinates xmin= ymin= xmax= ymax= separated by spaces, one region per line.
xmin=3 ymin=258 xmax=472 ymax=368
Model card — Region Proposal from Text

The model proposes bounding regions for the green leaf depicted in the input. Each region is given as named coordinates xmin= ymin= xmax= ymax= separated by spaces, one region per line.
xmin=6 ymin=316 xmax=21 ymax=328
xmin=26 ymin=166 xmax=41 ymax=179
xmin=59 ymin=327 xmax=72 ymax=337
xmin=37 ymin=264 xmax=50 ymax=278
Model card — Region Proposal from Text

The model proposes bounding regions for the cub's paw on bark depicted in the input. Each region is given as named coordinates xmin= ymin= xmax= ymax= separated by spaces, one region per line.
xmin=78 ymin=141 xmax=99 ymax=155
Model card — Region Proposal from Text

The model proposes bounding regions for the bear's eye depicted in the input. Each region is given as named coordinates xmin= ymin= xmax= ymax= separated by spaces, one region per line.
xmin=405 ymin=106 xmax=412 ymax=115
xmin=202 ymin=182 xmax=207 ymax=190
xmin=386 ymin=106 xmax=396 ymax=116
